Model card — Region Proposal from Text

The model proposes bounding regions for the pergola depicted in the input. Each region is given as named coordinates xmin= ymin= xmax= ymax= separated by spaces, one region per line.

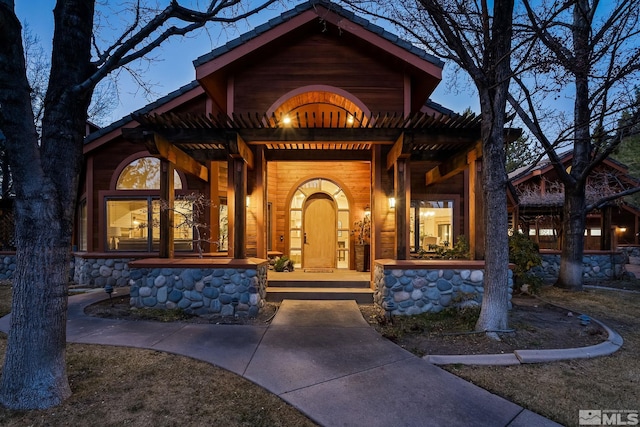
xmin=122 ymin=109 xmax=487 ymax=260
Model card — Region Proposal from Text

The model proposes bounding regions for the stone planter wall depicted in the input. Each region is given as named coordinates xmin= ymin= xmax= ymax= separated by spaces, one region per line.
xmin=73 ymin=255 xmax=134 ymax=287
xmin=531 ymin=251 xmax=628 ymax=283
xmin=373 ymin=260 xmax=513 ymax=316
xmin=128 ymin=258 xmax=268 ymax=317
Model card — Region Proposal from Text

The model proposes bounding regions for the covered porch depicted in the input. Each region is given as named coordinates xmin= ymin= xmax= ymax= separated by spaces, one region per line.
xmin=122 ymin=109 xmax=486 ymax=271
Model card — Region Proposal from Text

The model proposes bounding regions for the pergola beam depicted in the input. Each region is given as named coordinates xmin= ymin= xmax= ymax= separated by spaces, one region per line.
xmin=387 ymin=132 xmax=410 ymax=170
xmin=425 ymin=142 xmax=482 ymax=186
xmin=229 ymin=134 xmax=254 ymax=170
xmin=146 ymin=133 xmax=209 ymax=182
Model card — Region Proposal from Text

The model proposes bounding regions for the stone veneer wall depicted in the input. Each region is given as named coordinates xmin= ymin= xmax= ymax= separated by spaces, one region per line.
xmin=73 ymin=255 xmax=134 ymax=287
xmin=530 ymin=251 xmax=628 ymax=283
xmin=128 ymin=258 xmax=268 ymax=317
xmin=373 ymin=260 xmax=513 ymax=316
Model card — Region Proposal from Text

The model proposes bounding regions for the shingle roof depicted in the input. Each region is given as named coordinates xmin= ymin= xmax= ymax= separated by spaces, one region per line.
xmin=84 ymin=80 xmax=200 ymax=144
xmin=192 ymin=0 xmax=444 ymax=68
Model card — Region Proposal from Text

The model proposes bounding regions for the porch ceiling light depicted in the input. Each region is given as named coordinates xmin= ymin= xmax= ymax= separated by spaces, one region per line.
xmin=282 ymin=115 xmax=292 ymax=126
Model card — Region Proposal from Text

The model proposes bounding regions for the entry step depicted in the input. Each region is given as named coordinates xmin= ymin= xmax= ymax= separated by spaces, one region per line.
xmin=266 ymin=286 xmax=374 ymax=304
xmin=267 ymin=280 xmax=371 ymax=289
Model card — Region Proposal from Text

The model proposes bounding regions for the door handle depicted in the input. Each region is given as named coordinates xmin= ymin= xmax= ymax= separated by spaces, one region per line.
xmin=304 ymin=233 xmax=308 ymax=244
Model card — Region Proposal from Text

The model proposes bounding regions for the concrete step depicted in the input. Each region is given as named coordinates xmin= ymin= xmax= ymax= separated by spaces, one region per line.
xmin=267 ymin=280 xmax=371 ymax=289
xmin=265 ymin=286 xmax=374 ymax=304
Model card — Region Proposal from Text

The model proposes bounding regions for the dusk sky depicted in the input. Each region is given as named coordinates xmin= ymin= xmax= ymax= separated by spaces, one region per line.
xmin=16 ymin=1 xmax=478 ymax=126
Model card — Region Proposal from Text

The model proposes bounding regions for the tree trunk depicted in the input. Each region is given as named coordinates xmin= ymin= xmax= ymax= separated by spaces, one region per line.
xmin=556 ymin=0 xmax=590 ymax=292
xmin=0 ymin=0 xmax=94 ymax=409
xmin=473 ymin=0 xmax=514 ymax=336
xmin=475 ymin=90 xmax=510 ymax=334
xmin=0 ymin=202 xmax=72 ymax=409
xmin=556 ymin=186 xmax=586 ymax=290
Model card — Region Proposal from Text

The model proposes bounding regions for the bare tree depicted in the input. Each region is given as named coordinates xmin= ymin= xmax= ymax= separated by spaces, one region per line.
xmin=510 ymin=0 xmax=640 ymax=290
xmin=158 ymin=193 xmax=220 ymax=257
xmin=0 ymin=0 xmax=278 ymax=410
xmin=342 ymin=0 xmax=516 ymax=336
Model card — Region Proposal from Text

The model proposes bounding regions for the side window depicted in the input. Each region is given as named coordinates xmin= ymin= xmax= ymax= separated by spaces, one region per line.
xmin=410 ymin=200 xmax=454 ymax=252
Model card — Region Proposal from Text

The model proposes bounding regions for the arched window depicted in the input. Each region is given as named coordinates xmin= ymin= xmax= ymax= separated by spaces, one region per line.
xmin=116 ymin=157 xmax=182 ymax=190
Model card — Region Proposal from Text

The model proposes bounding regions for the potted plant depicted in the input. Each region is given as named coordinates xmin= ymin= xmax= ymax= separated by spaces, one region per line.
xmin=352 ymin=213 xmax=371 ymax=271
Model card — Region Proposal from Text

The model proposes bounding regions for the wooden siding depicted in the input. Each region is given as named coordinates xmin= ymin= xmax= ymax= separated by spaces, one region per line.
xmin=232 ymin=32 xmax=405 ymax=114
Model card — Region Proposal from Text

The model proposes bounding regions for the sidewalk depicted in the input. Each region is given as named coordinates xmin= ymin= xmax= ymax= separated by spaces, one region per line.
xmin=1 ymin=292 xmax=561 ymax=426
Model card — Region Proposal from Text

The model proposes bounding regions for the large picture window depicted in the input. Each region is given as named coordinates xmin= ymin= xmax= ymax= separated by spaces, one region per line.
xmin=106 ymin=198 xmax=193 ymax=252
xmin=410 ymin=200 xmax=454 ymax=252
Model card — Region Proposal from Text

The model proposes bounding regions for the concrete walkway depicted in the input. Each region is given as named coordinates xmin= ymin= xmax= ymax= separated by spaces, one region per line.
xmin=0 ymin=291 xmax=560 ymax=426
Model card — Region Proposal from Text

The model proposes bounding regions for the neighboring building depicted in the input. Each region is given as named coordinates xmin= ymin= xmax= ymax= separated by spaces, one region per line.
xmin=78 ymin=0 xmax=502 ymax=273
xmin=509 ymin=153 xmax=640 ymax=250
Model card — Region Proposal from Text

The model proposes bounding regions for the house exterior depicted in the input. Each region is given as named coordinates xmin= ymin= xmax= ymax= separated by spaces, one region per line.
xmin=71 ymin=0 xmax=514 ymax=314
xmin=79 ymin=0 xmax=492 ymax=264
xmin=509 ymin=153 xmax=640 ymax=250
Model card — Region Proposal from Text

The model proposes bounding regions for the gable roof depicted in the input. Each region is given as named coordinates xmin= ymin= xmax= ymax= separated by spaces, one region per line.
xmin=193 ymin=0 xmax=444 ymax=70
xmin=509 ymin=151 xmax=636 ymax=186
xmin=85 ymin=0 xmax=448 ymax=153
xmin=193 ymin=0 xmax=444 ymax=111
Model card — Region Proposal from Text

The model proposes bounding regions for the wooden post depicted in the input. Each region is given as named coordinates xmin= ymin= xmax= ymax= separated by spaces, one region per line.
xmin=601 ymin=206 xmax=613 ymax=250
xmin=255 ymin=146 xmax=267 ymax=259
xmin=159 ymin=159 xmax=175 ymax=258
xmin=371 ymin=145 xmax=383 ymax=272
xmin=207 ymin=161 xmax=220 ymax=252
xmin=394 ymin=157 xmax=410 ymax=260
xmin=468 ymin=154 xmax=484 ymax=260
xmin=228 ymin=156 xmax=247 ymax=259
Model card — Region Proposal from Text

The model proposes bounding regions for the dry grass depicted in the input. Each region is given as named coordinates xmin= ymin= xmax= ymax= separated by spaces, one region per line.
xmin=0 ymin=284 xmax=316 ymax=426
xmin=444 ymin=287 xmax=640 ymax=427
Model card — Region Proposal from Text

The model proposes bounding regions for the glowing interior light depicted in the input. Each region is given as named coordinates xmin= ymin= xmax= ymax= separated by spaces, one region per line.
xmin=282 ymin=116 xmax=292 ymax=125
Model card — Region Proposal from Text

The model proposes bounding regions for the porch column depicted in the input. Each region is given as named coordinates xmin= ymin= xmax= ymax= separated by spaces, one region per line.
xmin=228 ymin=156 xmax=247 ymax=259
xmin=467 ymin=154 xmax=484 ymax=260
xmin=394 ymin=157 xmax=410 ymax=260
xmin=159 ymin=159 xmax=175 ymax=258
xmin=255 ymin=146 xmax=268 ymax=259
xmin=207 ymin=161 xmax=220 ymax=252
xmin=371 ymin=145 xmax=383 ymax=269
xmin=601 ymin=206 xmax=613 ymax=250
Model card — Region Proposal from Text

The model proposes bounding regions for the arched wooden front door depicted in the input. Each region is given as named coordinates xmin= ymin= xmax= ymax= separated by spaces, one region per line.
xmin=303 ymin=194 xmax=337 ymax=268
